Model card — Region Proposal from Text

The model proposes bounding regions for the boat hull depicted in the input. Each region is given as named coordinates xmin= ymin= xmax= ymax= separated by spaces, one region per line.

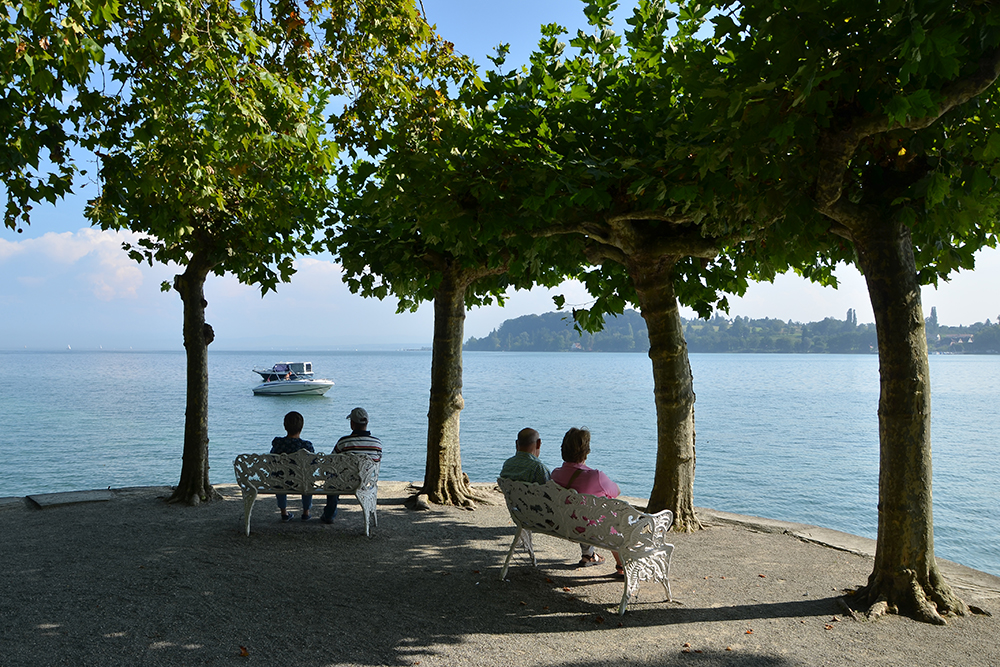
xmin=252 ymin=379 xmax=334 ymax=396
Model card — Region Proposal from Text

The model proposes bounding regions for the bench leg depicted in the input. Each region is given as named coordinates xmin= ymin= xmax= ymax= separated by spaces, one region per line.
xmin=355 ymin=486 xmax=378 ymax=538
xmin=620 ymin=559 xmax=640 ymax=616
xmin=241 ymin=488 xmax=258 ymax=537
xmin=500 ymin=528 xmax=537 ymax=580
xmin=522 ymin=529 xmax=536 ymax=566
xmin=500 ymin=527 xmax=523 ymax=579
xmin=617 ymin=546 xmax=674 ymax=614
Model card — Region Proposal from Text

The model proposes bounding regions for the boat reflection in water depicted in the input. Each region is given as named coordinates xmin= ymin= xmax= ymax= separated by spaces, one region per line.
xmin=251 ymin=362 xmax=334 ymax=396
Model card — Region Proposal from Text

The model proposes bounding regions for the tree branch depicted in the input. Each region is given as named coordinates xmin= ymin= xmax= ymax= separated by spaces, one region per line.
xmin=816 ymin=45 xmax=1000 ymax=216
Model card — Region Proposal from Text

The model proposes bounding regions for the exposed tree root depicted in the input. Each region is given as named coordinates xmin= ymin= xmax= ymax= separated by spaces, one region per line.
xmin=412 ymin=473 xmax=488 ymax=509
xmin=166 ymin=483 xmax=222 ymax=506
xmin=405 ymin=493 xmax=431 ymax=511
xmin=855 ymin=568 xmax=969 ymax=625
xmin=836 ymin=597 xmax=861 ymax=621
xmin=670 ymin=511 xmax=703 ymax=533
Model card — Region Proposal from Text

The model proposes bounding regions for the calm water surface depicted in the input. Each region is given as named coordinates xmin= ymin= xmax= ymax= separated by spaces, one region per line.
xmin=0 ymin=350 xmax=996 ymax=576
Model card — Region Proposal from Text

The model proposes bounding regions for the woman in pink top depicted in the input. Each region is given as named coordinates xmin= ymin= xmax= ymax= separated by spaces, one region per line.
xmin=551 ymin=427 xmax=625 ymax=576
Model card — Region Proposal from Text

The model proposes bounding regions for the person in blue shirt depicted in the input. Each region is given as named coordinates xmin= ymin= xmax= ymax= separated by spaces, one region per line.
xmin=499 ymin=427 xmax=551 ymax=484
xmin=270 ymin=411 xmax=315 ymax=521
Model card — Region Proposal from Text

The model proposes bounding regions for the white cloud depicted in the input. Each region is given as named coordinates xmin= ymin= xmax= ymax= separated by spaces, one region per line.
xmin=0 ymin=237 xmax=25 ymax=261
xmin=87 ymin=260 xmax=145 ymax=301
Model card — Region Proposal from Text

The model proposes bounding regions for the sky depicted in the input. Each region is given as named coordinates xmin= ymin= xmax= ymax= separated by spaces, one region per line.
xmin=1 ymin=0 xmax=998 ymax=351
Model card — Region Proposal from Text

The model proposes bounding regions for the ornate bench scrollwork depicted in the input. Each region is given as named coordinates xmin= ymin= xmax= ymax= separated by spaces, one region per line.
xmin=234 ymin=451 xmax=379 ymax=537
xmin=497 ymin=477 xmax=674 ymax=615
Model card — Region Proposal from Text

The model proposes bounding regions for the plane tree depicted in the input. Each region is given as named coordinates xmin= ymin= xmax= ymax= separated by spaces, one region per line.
xmin=357 ymin=0 xmax=774 ymax=527
xmin=85 ymin=0 xmax=337 ymax=504
xmin=329 ymin=138 xmax=578 ymax=506
xmin=85 ymin=0 xmax=461 ymax=505
xmin=2 ymin=0 xmax=115 ymax=231
xmin=703 ymin=0 xmax=1000 ymax=622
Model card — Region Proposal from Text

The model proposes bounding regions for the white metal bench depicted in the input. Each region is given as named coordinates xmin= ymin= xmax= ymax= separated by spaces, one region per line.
xmin=233 ymin=451 xmax=379 ymax=537
xmin=497 ymin=477 xmax=674 ymax=615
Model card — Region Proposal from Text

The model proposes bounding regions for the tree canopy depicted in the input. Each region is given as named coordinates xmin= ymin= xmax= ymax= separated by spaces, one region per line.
xmin=1 ymin=0 xmax=114 ymax=231
xmin=698 ymin=0 xmax=1000 ymax=623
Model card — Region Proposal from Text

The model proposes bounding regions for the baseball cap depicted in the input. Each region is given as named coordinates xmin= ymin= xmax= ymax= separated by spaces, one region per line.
xmin=347 ymin=407 xmax=369 ymax=425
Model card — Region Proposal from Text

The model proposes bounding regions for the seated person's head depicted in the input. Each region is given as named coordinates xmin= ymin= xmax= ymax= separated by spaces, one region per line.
xmin=284 ymin=411 xmax=304 ymax=435
xmin=348 ymin=407 xmax=369 ymax=430
xmin=516 ymin=428 xmax=540 ymax=453
xmin=561 ymin=427 xmax=591 ymax=463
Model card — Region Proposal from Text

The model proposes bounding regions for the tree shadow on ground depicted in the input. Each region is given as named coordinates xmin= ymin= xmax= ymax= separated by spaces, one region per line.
xmin=1 ymin=487 xmax=990 ymax=667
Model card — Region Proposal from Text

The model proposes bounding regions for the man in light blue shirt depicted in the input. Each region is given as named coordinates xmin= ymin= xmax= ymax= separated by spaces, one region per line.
xmin=499 ymin=427 xmax=551 ymax=484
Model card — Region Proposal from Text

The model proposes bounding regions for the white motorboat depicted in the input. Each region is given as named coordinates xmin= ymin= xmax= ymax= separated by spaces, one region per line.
xmin=252 ymin=362 xmax=334 ymax=396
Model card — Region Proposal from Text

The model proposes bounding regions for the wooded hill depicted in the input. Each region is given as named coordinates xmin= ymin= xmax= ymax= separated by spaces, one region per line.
xmin=465 ymin=308 xmax=1000 ymax=354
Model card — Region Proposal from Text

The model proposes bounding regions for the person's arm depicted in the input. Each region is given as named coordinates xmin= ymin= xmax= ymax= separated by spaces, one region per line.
xmin=598 ymin=470 xmax=620 ymax=498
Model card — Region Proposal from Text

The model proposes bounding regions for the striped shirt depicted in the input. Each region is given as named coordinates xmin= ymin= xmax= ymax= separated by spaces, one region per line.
xmin=334 ymin=430 xmax=382 ymax=462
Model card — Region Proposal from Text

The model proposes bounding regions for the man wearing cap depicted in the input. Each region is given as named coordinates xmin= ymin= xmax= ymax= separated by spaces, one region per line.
xmin=499 ymin=427 xmax=550 ymax=484
xmin=321 ymin=407 xmax=383 ymax=524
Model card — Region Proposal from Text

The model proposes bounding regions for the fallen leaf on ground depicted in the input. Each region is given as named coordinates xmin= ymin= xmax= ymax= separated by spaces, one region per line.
xmin=239 ymin=646 xmax=249 ymax=657
xmin=726 ymin=647 xmax=733 ymax=651
xmin=545 ymin=577 xmax=553 ymax=583
xmin=825 ymin=624 xmax=834 ymax=630
xmin=745 ymin=629 xmax=753 ymax=635
xmin=683 ymin=643 xmax=691 ymax=648
xmin=563 ymin=587 xmax=572 ymax=592
xmin=758 ymin=574 xmax=766 ymax=578
xmin=594 ymin=616 xmax=604 ymax=624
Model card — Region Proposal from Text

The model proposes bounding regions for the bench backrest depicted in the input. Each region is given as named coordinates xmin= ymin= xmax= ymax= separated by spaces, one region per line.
xmin=497 ymin=478 xmax=671 ymax=551
xmin=234 ymin=451 xmax=379 ymax=494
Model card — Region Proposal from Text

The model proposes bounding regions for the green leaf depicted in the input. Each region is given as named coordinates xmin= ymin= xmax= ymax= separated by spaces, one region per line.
xmin=926 ymin=172 xmax=951 ymax=206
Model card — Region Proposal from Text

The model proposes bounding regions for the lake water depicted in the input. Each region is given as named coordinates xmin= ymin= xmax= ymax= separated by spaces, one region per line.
xmin=1 ymin=350 xmax=996 ymax=577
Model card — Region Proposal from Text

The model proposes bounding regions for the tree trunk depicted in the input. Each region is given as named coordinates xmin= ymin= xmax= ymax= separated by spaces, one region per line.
xmin=421 ymin=266 xmax=480 ymax=506
xmin=852 ymin=217 xmax=967 ymax=624
xmin=629 ymin=256 xmax=701 ymax=530
xmin=168 ymin=256 xmax=222 ymax=505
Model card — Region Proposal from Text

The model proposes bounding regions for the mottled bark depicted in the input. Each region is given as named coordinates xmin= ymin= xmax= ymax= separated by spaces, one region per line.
xmin=168 ymin=256 xmax=222 ymax=505
xmin=850 ymin=216 xmax=967 ymax=623
xmin=628 ymin=256 xmax=701 ymax=531
xmin=421 ymin=266 xmax=480 ymax=506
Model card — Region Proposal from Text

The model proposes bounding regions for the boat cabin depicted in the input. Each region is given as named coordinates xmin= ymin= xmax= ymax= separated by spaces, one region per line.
xmin=256 ymin=362 xmax=314 ymax=382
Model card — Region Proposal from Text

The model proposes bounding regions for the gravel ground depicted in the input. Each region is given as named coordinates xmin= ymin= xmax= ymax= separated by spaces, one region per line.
xmin=1 ymin=482 xmax=998 ymax=667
